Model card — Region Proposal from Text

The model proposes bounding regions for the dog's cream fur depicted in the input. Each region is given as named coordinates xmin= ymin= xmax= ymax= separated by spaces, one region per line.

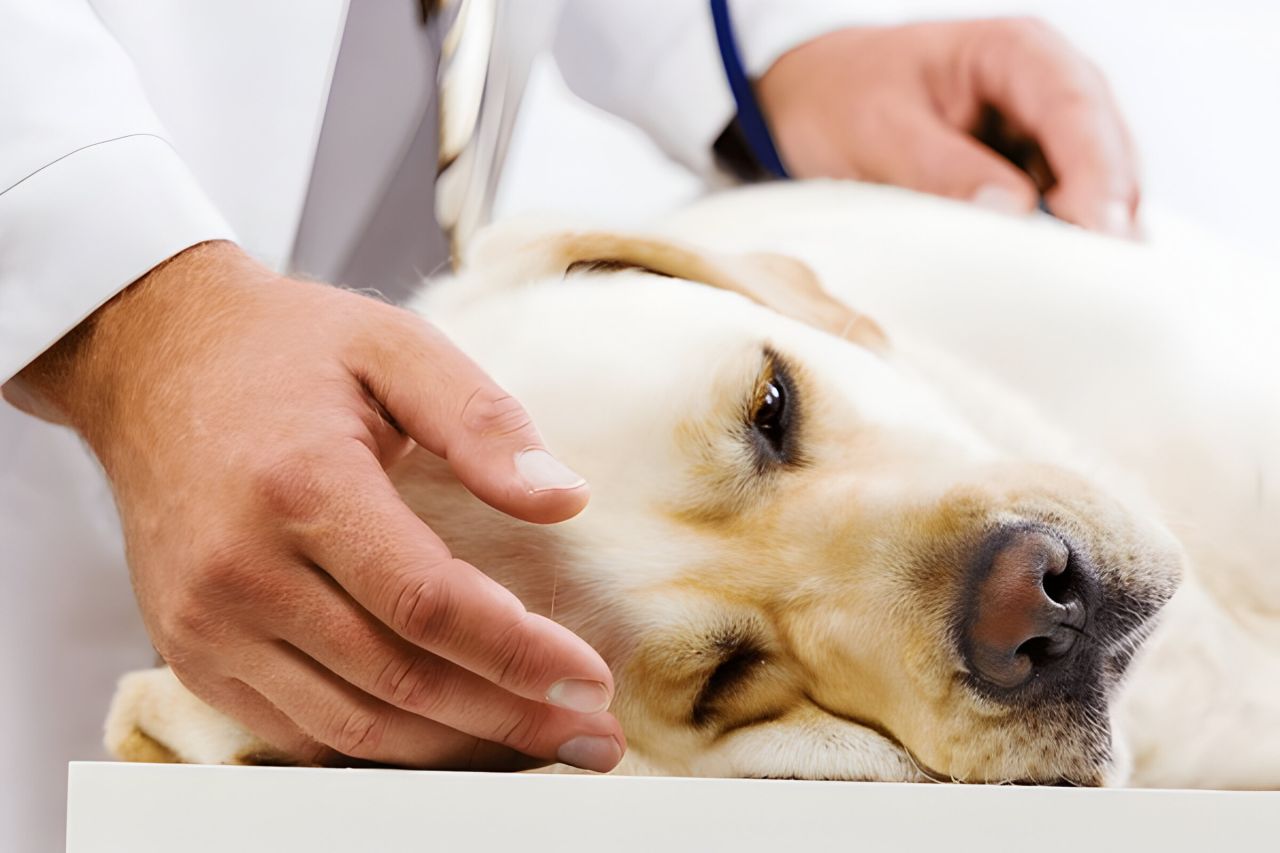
xmin=106 ymin=182 xmax=1280 ymax=788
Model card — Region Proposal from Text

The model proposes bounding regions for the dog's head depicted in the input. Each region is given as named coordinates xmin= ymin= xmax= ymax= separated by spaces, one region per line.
xmin=396 ymin=222 xmax=1183 ymax=785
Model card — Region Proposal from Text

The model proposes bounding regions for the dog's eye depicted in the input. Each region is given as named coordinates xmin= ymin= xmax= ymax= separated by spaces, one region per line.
xmin=749 ymin=364 xmax=793 ymax=464
xmin=756 ymin=380 xmax=785 ymax=436
xmin=692 ymin=638 xmax=770 ymax=728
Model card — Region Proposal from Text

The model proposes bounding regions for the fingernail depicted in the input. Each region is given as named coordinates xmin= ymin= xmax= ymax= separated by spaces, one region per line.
xmin=1099 ymin=199 xmax=1137 ymax=239
xmin=546 ymin=678 xmax=611 ymax=714
xmin=516 ymin=449 xmax=586 ymax=493
xmin=556 ymin=734 xmax=623 ymax=773
xmin=970 ymin=184 xmax=1028 ymax=216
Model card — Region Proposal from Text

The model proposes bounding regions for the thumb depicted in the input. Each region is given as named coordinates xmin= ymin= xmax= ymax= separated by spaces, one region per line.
xmin=360 ymin=312 xmax=590 ymax=525
xmin=890 ymin=114 xmax=1041 ymax=215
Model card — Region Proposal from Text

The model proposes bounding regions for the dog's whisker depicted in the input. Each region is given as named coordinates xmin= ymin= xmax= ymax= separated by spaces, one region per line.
xmin=549 ymin=561 xmax=559 ymax=623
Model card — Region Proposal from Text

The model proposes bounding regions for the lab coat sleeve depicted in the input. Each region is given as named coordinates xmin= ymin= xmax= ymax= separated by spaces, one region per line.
xmin=0 ymin=1 xmax=235 ymax=383
xmin=552 ymin=0 xmax=915 ymax=176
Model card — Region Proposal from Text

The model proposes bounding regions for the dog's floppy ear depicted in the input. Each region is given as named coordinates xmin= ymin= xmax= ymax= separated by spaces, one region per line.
xmin=465 ymin=221 xmax=887 ymax=350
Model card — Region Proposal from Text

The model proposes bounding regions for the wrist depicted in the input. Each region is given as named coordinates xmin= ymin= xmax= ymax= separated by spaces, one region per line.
xmin=3 ymin=240 xmax=262 ymax=458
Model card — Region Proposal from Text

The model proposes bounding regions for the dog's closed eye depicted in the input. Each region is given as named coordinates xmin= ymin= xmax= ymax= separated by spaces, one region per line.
xmin=691 ymin=634 xmax=771 ymax=728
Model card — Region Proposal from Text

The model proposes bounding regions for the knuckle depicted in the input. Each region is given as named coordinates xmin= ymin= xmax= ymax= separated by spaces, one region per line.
xmin=389 ymin=569 xmax=460 ymax=646
xmin=460 ymin=387 xmax=535 ymax=440
xmin=302 ymin=740 xmax=338 ymax=767
xmin=1053 ymin=85 xmax=1098 ymax=111
xmin=163 ymin=592 xmax=220 ymax=645
xmin=387 ymin=306 xmax=439 ymax=340
xmin=245 ymin=730 xmax=325 ymax=768
xmin=154 ymin=576 xmax=234 ymax=654
xmin=156 ymin=538 xmax=278 ymax=648
xmin=188 ymin=539 xmax=257 ymax=595
xmin=248 ymin=453 xmax=331 ymax=523
xmin=379 ymin=312 xmax=449 ymax=370
xmin=378 ymin=655 xmax=450 ymax=714
xmin=463 ymin=737 xmax=496 ymax=771
xmin=494 ymin=707 xmax=546 ymax=755
xmin=149 ymin=620 xmax=187 ymax=666
xmin=490 ymin=616 xmax=548 ymax=690
xmin=326 ymin=707 xmax=388 ymax=758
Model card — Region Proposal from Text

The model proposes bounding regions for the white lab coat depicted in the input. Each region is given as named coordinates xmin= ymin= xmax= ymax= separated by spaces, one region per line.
xmin=0 ymin=1 xmax=912 ymax=848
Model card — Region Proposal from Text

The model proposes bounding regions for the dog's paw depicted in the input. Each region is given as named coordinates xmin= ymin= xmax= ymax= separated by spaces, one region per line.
xmin=104 ymin=668 xmax=280 ymax=765
xmin=110 ymin=725 xmax=181 ymax=764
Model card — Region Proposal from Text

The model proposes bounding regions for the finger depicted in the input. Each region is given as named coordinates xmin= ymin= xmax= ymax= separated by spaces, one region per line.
xmin=292 ymin=450 xmax=616 ymax=709
xmin=167 ymin=663 xmax=333 ymax=766
xmin=240 ymin=640 xmax=622 ymax=771
xmin=352 ymin=310 xmax=589 ymax=525
xmin=969 ymin=20 xmax=1139 ymax=235
xmin=1036 ymin=92 xmax=1138 ymax=236
xmin=275 ymin=566 xmax=624 ymax=762
xmin=879 ymin=111 xmax=1041 ymax=214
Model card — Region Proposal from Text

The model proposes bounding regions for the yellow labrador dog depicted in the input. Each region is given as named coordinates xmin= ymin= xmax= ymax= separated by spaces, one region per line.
xmin=106 ymin=183 xmax=1280 ymax=789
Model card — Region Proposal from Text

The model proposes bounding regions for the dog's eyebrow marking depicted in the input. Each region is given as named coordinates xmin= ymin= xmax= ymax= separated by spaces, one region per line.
xmin=564 ymin=259 xmax=674 ymax=277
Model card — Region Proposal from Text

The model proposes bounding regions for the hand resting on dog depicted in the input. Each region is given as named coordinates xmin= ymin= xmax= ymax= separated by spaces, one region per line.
xmin=2 ymin=240 xmax=626 ymax=773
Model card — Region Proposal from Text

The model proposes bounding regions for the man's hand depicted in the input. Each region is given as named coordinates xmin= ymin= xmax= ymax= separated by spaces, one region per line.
xmin=4 ymin=241 xmax=625 ymax=772
xmin=757 ymin=18 xmax=1140 ymax=236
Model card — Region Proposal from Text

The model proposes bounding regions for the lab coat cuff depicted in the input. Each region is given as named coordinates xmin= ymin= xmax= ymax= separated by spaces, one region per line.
xmin=0 ymin=134 xmax=235 ymax=382
xmin=730 ymin=0 xmax=902 ymax=79
xmin=695 ymin=1 xmax=912 ymax=176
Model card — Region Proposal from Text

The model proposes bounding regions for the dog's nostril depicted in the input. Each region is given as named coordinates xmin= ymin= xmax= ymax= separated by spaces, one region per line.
xmin=1015 ymin=624 xmax=1076 ymax=669
xmin=963 ymin=528 xmax=1089 ymax=691
xmin=1042 ymin=559 xmax=1074 ymax=607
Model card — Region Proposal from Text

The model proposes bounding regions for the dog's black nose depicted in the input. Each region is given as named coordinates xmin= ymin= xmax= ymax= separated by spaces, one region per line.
xmin=963 ymin=528 xmax=1090 ymax=690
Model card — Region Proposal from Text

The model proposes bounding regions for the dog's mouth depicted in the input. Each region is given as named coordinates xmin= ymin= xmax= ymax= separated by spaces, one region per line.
xmin=733 ymin=713 xmax=1110 ymax=786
